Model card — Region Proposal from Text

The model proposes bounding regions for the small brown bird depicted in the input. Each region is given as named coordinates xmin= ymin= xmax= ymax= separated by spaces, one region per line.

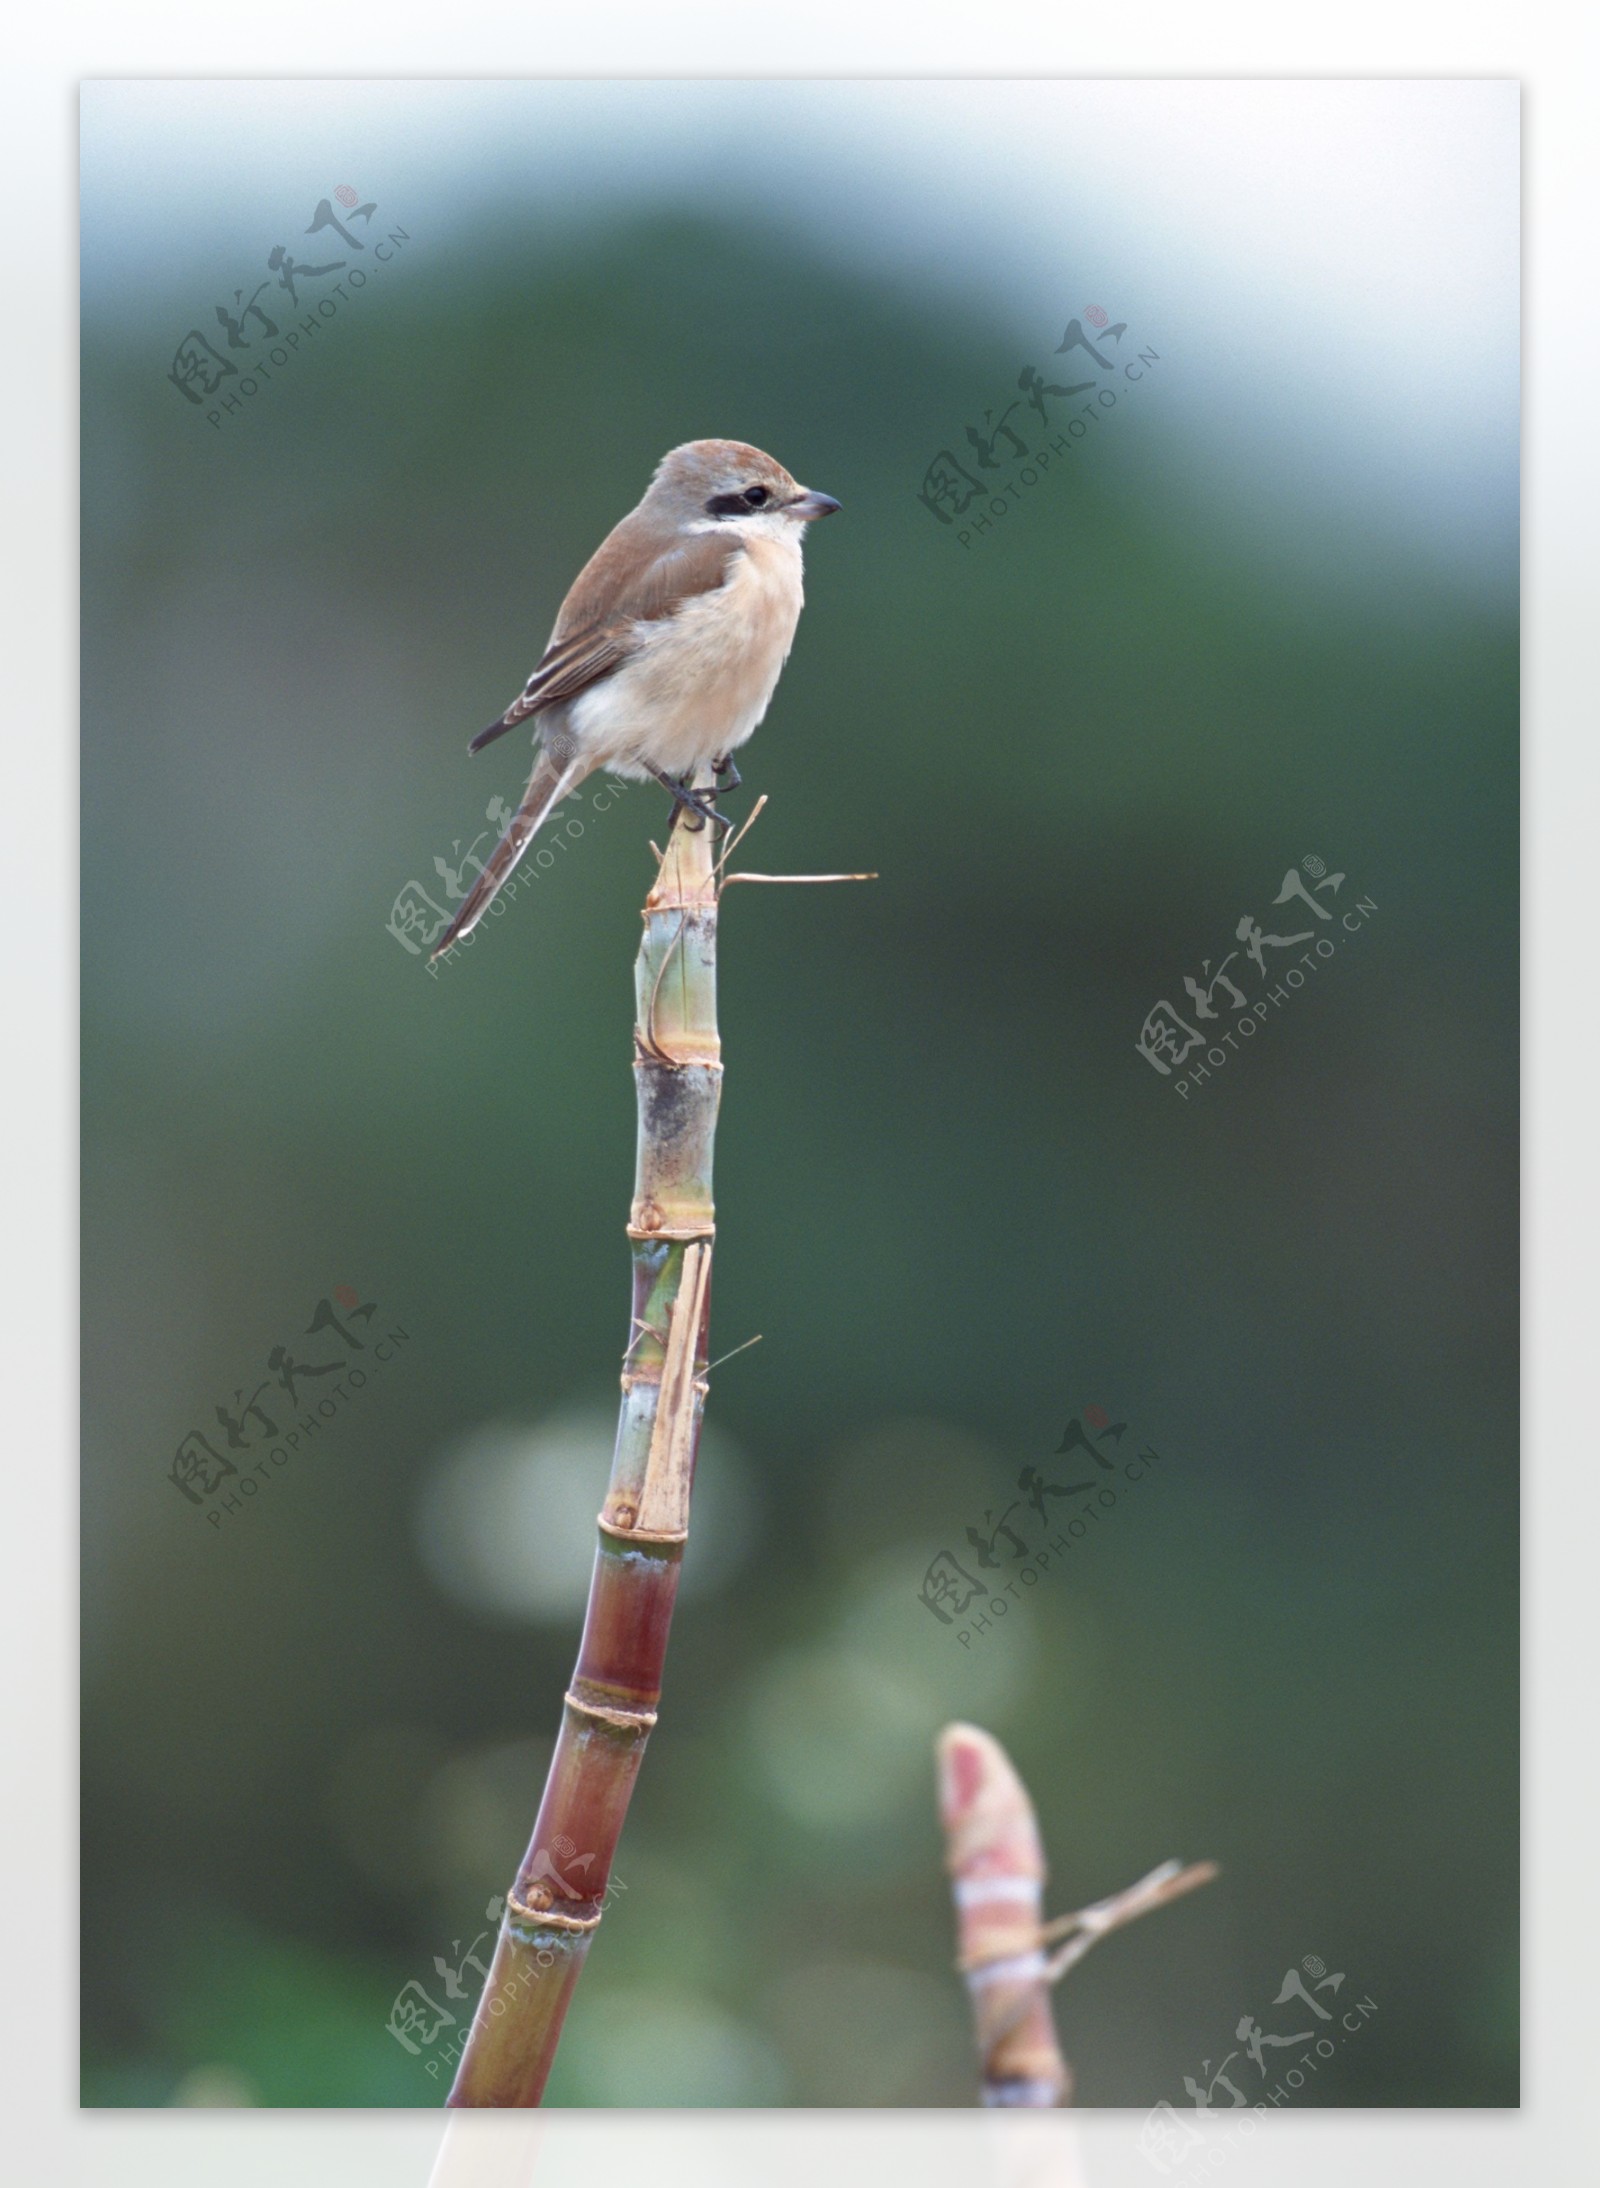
xmin=431 ymin=439 xmax=840 ymax=958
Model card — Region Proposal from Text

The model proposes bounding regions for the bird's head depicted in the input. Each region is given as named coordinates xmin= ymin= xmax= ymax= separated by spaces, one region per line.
xmin=646 ymin=439 xmax=841 ymax=535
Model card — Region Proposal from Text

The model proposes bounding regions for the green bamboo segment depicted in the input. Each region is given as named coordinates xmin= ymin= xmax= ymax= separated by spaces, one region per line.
xmin=447 ymin=783 xmax=723 ymax=2108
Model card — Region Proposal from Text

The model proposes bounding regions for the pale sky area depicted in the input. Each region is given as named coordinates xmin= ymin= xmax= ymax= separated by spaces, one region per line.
xmin=82 ymin=79 xmax=1519 ymax=585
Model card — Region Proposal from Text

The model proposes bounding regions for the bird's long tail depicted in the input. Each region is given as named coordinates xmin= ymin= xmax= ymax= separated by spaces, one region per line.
xmin=430 ymin=748 xmax=593 ymax=959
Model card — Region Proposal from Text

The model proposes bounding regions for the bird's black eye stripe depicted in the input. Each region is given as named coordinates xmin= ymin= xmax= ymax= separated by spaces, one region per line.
xmin=705 ymin=485 xmax=771 ymax=517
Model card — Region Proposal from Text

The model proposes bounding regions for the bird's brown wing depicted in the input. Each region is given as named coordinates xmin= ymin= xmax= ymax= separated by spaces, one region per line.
xmin=498 ymin=525 xmax=742 ymax=731
xmin=500 ymin=625 xmax=631 ymax=720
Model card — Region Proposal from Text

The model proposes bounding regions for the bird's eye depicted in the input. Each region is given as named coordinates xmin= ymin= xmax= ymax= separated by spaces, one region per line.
xmin=705 ymin=485 xmax=772 ymax=518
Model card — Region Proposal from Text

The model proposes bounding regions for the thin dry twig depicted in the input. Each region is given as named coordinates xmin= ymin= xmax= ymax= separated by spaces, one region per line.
xmin=721 ymin=871 xmax=879 ymax=886
xmin=704 ymin=1332 xmax=763 ymax=1374
xmin=716 ymin=792 xmax=770 ymax=876
xmin=1035 ymin=1859 xmax=1220 ymax=1982
xmin=982 ymin=1859 xmax=1220 ymax=2057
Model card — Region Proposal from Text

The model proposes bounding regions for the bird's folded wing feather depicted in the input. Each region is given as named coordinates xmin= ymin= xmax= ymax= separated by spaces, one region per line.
xmin=502 ymin=527 xmax=741 ymax=726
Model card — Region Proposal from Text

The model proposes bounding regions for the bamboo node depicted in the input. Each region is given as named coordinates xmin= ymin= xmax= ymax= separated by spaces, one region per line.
xmin=564 ymin=1689 xmax=659 ymax=1735
xmin=597 ymin=1512 xmax=687 ymax=1548
xmin=505 ymin=1887 xmax=603 ymax=1935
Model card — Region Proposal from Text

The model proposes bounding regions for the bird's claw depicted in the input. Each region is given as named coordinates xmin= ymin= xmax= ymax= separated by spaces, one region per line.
xmin=648 ymin=767 xmax=732 ymax=834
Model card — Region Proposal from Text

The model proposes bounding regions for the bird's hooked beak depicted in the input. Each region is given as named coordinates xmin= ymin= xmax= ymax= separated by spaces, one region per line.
xmin=788 ymin=488 xmax=842 ymax=521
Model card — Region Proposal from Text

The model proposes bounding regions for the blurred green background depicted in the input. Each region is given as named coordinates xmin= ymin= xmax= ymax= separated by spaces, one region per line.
xmin=81 ymin=83 xmax=1517 ymax=2108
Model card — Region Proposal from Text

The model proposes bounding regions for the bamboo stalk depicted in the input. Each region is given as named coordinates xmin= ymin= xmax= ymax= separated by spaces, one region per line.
xmin=938 ymin=1724 xmax=1073 ymax=2106
xmin=938 ymin=1722 xmax=1217 ymax=2107
xmin=447 ymin=781 xmax=723 ymax=2107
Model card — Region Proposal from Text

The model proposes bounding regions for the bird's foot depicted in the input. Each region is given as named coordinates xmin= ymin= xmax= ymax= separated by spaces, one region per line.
xmin=646 ymin=767 xmax=732 ymax=835
xmin=711 ymin=755 xmax=743 ymax=793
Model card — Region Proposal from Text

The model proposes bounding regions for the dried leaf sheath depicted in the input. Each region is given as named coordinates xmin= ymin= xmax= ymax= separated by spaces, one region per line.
xmin=447 ymin=795 xmax=723 ymax=2107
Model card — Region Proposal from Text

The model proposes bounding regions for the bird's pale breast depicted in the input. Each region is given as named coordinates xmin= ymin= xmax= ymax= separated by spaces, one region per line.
xmin=569 ymin=533 xmax=806 ymax=778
